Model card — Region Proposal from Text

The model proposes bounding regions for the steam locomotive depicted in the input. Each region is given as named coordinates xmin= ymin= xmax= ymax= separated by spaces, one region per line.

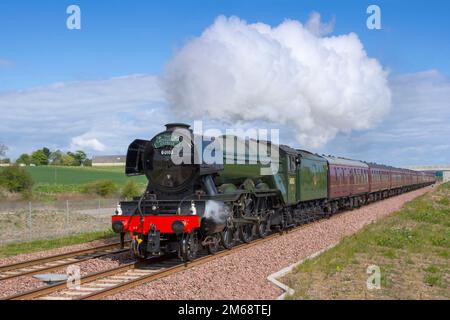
xmin=111 ymin=123 xmax=435 ymax=261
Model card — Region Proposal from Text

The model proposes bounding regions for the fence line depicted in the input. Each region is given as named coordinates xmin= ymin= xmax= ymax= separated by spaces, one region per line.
xmin=0 ymin=198 xmax=121 ymax=245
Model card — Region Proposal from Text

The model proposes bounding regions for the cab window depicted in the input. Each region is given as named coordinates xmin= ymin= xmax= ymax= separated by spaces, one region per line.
xmin=287 ymin=156 xmax=297 ymax=172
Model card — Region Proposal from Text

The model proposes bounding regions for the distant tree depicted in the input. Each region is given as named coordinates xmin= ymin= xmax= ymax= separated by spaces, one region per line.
xmin=31 ymin=149 xmax=49 ymax=166
xmin=68 ymin=150 xmax=87 ymax=166
xmin=61 ymin=153 xmax=76 ymax=166
xmin=0 ymin=144 xmax=7 ymax=158
xmin=0 ymin=158 xmax=10 ymax=164
xmin=42 ymin=147 xmax=51 ymax=159
xmin=49 ymin=150 xmax=64 ymax=165
xmin=16 ymin=153 xmax=31 ymax=165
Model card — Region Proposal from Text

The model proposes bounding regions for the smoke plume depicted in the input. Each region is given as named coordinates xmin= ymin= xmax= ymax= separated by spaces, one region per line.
xmin=203 ymin=200 xmax=229 ymax=223
xmin=162 ymin=15 xmax=391 ymax=148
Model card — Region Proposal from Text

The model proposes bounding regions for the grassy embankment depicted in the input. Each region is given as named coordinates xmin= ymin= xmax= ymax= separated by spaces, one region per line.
xmin=0 ymin=229 xmax=116 ymax=258
xmin=282 ymin=183 xmax=449 ymax=299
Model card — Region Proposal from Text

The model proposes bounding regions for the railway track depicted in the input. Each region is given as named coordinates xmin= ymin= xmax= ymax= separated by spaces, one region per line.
xmin=0 ymin=241 xmax=130 ymax=281
xmin=5 ymin=224 xmax=311 ymax=300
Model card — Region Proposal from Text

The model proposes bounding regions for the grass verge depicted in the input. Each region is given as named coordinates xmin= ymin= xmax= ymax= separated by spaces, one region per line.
xmin=282 ymin=183 xmax=449 ymax=300
xmin=0 ymin=229 xmax=115 ymax=258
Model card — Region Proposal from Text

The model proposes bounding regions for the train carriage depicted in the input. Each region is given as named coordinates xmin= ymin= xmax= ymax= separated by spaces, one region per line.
xmin=322 ymin=156 xmax=370 ymax=199
xmin=368 ymin=163 xmax=391 ymax=193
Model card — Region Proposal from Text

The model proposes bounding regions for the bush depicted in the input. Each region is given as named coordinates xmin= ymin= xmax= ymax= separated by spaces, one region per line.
xmin=81 ymin=180 xmax=118 ymax=197
xmin=121 ymin=180 xmax=141 ymax=199
xmin=83 ymin=159 xmax=92 ymax=167
xmin=0 ymin=166 xmax=34 ymax=193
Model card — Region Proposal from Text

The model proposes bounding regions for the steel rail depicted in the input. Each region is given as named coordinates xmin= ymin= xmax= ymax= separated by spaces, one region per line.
xmin=79 ymin=232 xmax=288 ymax=300
xmin=5 ymin=262 xmax=136 ymax=300
xmin=0 ymin=241 xmax=130 ymax=281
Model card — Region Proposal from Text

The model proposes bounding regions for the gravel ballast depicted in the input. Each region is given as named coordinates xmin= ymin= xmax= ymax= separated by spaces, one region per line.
xmin=0 ymin=237 xmax=133 ymax=299
xmin=0 ymin=250 xmax=133 ymax=299
xmin=106 ymin=187 xmax=433 ymax=300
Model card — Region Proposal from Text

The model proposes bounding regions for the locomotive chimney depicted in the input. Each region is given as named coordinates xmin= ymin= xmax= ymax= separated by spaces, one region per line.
xmin=165 ymin=123 xmax=191 ymax=131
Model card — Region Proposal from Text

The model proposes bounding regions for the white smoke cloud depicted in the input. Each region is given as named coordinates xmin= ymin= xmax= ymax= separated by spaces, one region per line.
xmin=203 ymin=200 xmax=229 ymax=223
xmin=162 ymin=15 xmax=391 ymax=148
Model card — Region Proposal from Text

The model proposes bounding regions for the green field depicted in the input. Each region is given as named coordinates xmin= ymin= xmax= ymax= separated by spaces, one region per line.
xmin=25 ymin=166 xmax=145 ymax=185
xmin=0 ymin=165 xmax=147 ymax=196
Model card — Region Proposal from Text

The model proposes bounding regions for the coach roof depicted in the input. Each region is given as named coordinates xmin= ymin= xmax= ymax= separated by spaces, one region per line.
xmin=321 ymin=155 xmax=369 ymax=168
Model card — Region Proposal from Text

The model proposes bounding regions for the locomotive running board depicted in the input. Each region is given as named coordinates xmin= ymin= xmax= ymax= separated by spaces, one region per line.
xmin=233 ymin=216 xmax=267 ymax=224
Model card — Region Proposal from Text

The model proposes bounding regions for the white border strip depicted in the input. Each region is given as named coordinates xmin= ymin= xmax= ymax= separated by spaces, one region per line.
xmin=267 ymin=242 xmax=340 ymax=300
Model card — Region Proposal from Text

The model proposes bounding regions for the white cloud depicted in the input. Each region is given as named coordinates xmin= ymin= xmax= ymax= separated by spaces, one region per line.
xmin=0 ymin=75 xmax=170 ymax=159
xmin=162 ymin=15 xmax=391 ymax=148
xmin=70 ymin=134 xmax=106 ymax=152
xmin=321 ymin=70 xmax=450 ymax=166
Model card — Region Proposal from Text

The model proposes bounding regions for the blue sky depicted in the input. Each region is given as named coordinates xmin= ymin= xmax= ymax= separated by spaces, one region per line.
xmin=1 ymin=0 xmax=450 ymax=166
